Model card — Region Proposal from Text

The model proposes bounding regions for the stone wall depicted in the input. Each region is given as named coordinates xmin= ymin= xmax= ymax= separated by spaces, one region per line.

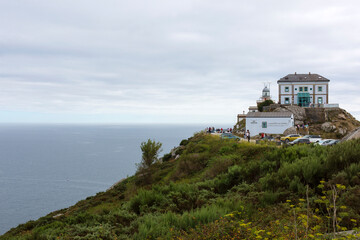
xmin=305 ymin=108 xmax=325 ymax=123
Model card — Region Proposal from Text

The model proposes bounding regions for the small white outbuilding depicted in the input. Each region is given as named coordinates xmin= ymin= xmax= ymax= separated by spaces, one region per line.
xmin=245 ymin=112 xmax=294 ymax=136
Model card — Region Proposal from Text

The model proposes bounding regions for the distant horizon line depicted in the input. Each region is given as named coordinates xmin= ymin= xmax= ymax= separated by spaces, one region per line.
xmin=0 ymin=122 xmax=236 ymax=126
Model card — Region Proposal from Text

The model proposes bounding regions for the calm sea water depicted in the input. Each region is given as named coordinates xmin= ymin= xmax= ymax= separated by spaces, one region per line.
xmin=0 ymin=124 xmax=208 ymax=234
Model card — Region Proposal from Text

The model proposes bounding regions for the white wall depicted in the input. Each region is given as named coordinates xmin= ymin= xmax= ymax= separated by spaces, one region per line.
xmin=280 ymin=84 xmax=293 ymax=94
xmin=293 ymin=84 xmax=315 ymax=95
xmin=280 ymin=95 xmax=292 ymax=104
xmin=245 ymin=116 xmax=294 ymax=136
xmin=278 ymin=82 xmax=328 ymax=104
xmin=315 ymin=95 xmax=327 ymax=104
xmin=314 ymin=85 xmax=327 ymax=94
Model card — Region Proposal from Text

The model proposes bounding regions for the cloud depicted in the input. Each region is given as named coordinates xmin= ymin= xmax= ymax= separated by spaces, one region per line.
xmin=0 ymin=0 xmax=359 ymax=123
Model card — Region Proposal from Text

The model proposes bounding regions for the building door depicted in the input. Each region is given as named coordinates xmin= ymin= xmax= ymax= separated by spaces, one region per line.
xmin=297 ymin=93 xmax=310 ymax=107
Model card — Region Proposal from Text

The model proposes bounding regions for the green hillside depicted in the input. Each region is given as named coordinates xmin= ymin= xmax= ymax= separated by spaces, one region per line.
xmin=2 ymin=133 xmax=360 ymax=239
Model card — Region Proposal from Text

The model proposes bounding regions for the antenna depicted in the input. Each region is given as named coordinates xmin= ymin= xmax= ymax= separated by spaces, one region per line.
xmin=262 ymin=82 xmax=271 ymax=89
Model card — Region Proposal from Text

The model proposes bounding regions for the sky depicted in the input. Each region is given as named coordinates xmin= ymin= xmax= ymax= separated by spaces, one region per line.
xmin=0 ymin=0 xmax=360 ymax=124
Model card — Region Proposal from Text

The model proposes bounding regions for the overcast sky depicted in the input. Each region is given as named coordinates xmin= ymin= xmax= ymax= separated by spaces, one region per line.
xmin=0 ymin=0 xmax=360 ymax=124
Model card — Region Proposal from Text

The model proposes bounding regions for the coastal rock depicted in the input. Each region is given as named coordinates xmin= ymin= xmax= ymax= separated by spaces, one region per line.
xmin=338 ymin=113 xmax=347 ymax=120
xmin=171 ymin=146 xmax=184 ymax=158
xmin=53 ymin=213 xmax=64 ymax=219
xmin=274 ymin=105 xmax=306 ymax=124
xmin=321 ymin=122 xmax=336 ymax=132
xmin=283 ymin=127 xmax=297 ymax=135
xmin=336 ymin=127 xmax=347 ymax=135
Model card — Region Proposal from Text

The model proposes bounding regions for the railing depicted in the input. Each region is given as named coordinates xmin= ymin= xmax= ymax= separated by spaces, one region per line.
xmin=309 ymin=103 xmax=339 ymax=108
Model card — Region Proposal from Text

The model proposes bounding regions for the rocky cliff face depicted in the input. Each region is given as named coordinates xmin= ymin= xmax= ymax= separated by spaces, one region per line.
xmin=273 ymin=105 xmax=306 ymax=125
xmin=235 ymin=104 xmax=359 ymax=138
xmin=273 ymin=105 xmax=360 ymax=138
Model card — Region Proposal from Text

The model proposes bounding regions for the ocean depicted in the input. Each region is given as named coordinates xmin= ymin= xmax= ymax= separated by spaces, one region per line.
xmin=0 ymin=124 xmax=211 ymax=234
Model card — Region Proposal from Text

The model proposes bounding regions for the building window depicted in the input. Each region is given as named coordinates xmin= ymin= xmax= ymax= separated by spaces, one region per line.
xmin=285 ymin=97 xmax=290 ymax=104
xmin=299 ymin=87 xmax=303 ymax=92
xmin=295 ymin=88 xmax=297 ymax=90
xmin=318 ymin=97 xmax=323 ymax=104
xmin=318 ymin=86 xmax=322 ymax=92
xmin=310 ymin=88 xmax=312 ymax=90
xmin=304 ymin=87 xmax=308 ymax=91
xmin=285 ymin=87 xmax=289 ymax=92
xmin=262 ymin=121 xmax=267 ymax=128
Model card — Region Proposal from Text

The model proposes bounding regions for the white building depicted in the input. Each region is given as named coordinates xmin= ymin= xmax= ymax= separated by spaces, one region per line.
xmin=248 ymin=106 xmax=258 ymax=112
xmin=245 ymin=112 xmax=294 ymax=136
xmin=277 ymin=73 xmax=329 ymax=107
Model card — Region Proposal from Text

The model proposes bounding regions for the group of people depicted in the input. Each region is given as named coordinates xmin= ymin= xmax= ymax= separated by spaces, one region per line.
xmin=206 ymin=127 xmax=215 ymax=133
xmin=206 ymin=127 xmax=233 ymax=134
xmin=296 ymin=123 xmax=309 ymax=134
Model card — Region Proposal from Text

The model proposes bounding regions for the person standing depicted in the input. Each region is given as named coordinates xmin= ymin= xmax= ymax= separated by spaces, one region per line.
xmin=246 ymin=130 xmax=250 ymax=142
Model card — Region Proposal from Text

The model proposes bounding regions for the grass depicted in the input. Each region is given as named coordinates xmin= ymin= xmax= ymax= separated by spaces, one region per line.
xmin=2 ymin=133 xmax=360 ymax=239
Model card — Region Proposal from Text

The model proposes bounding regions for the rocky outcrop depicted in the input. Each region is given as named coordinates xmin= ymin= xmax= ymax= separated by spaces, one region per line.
xmin=273 ymin=105 xmax=306 ymax=125
xmin=283 ymin=127 xmax=297 ymax=135
xmin=321 ymin=122 xmax=336 ymax=132
xmin=271 ymin=105 xmax=360 ymax=138
xmin=305 ymin=108 xmax=325 ymax=123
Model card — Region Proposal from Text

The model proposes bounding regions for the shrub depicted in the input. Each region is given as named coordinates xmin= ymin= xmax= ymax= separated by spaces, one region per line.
xmin=289 ymin=176 xmax=306 ymax=193
xmin=162 ymin=153 xmax=172 ymax=162
xmin=176 ymin=153 xmax=210 ymax=177
xmin=186 ymin=143 xmax=210 ymax=154
xmin=260 ymin=191 xmax=280 ymax=205
xmin=204 ymin=156 xmax=234 ymax=179
xmin=137 ymin=139 xmax=162 ymax=171
xmin=129 ymin=189 xmax=167 ymax=214
xmin=133 ymin=198 xmax=245 ymax=240
xmin=325 ymin=139 xmax=360 ymax=176
xmin=180 ymin=139 xmax=189 ymax=146
xmin=257 ymin=99 xmax=274 ymax=112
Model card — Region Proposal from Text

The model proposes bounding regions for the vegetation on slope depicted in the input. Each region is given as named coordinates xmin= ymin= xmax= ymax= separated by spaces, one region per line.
xmin=2 ymin=133 xmax=360 ymax=239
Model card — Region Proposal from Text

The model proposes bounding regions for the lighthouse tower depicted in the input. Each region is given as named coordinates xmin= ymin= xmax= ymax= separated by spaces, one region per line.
xmin=257 ymin=83 xmax=272 ymax=104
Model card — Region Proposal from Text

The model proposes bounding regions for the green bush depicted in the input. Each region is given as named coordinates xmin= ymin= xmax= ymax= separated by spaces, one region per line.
xmin=260 ymin=191 xmax=280 ymax=205
xmin=204 ymin=156 xmax=235 ymax=179
xmin=133 ymin=198 xmax=245 ymax=240
xmin=162 ymin=153 xmax=172 ymax=162
xmin=325 ymin=139 xmax=360 ymax=176
xmin=129 ymin=189 xmax=168 ymax=214
xmin=180 ymin=139 xmax=189 ymax=146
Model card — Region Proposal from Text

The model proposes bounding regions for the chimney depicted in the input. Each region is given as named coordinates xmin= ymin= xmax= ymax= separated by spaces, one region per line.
xmin=309 ymin=72 xmax=311 ymax=75
xmin=295 ymin=72 xmax=297 ymax=75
